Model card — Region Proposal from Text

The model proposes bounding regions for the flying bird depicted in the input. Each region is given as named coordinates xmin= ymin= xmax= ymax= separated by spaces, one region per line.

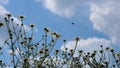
xmin=71 ymin=22 xmax=75 ymax=25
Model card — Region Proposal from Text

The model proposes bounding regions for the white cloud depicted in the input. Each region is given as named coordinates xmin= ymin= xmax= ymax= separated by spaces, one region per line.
xmin=0 ymin=5 xmax=30 ymax=46
xmin=37 ymin=0 xmax=120 ymax=45
xmin=38 ymin=0 xmax=81 ymax=18
xmin=90 ymin=1 xmax=120 ymax=45
xmin=0 ymin=0 xmax=9 ymax=5
xmin=61 ymin=37 xmax=111 ymax=53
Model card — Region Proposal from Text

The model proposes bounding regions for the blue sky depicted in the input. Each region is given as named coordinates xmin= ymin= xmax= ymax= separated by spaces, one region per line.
xmin=0 ymin=0 xmax=120 ymax=54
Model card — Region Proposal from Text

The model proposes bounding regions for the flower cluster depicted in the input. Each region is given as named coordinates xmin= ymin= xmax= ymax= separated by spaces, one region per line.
xmin=0 ymin=14 xmax=119 ymax=68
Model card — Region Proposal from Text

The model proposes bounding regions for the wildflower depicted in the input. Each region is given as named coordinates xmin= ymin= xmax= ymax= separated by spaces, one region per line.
xmin=116 ymin=60 xmax=118 ymax=63
xmin=28 ymin=37 xmax=33 ymax=41
xmin=117 ymin=53 xmax=120 ymax=56
xmin=55 ymin=50 xmax=59 ymax=53
xmin=65 ymin=48 xmax=68 ymax=50
xmin=0 ymin=60 xmax=2 ymax=65
xmin=21 ymin=23 xmax=23 ymax=26
xmin=87 ymin=52 xmax=90 ymax=55
xmin=110 ymin=48 xmax=114 ymax=53
xmin=56 ymin=33 xmax=61 ymax=38
xmin=70 ymin=49 xmax=73 ymax=53
xmin=20 ymin=41 xmax=24 ymax=45
xmin=105 ymin=47 xmax=110 ymax=51
xmin=100 ymin=45 xmax=103 ymax=48
xmin=30 ymin=46 xmax=34 ymax=50
xmin=39 ymin=50 xmax=43 ymax=54
xmin=51 ymin=32 xmax=61 ymax=38
xmin=74 ymin=36 xmax=80 ymax=41
xmin=44 ymin=48 xmax=49 ymax=52
xmin=19 ymin=16 xmax=25 ymax=20
xmin=99 ymin=50 xmax=103 ymax=54
xmin=0 ymin=47 xmax=2 ymax=50
xmin=51 ymin=39 xmax=55 ymax=43
xmin=42 ymin=43 xmax=45 ymax=46
xmin=54 ymin=50 xmax=59 ymax=54
xmin=23 ymin=58 xmax=28 ymax=63
xmin=0 ymin=22 xmax=3 ymax=27
xmin=6 ymin=14 xmax=12 ymax=18
xmin=30 ymin=24 xmax=35 ymax=28
xmin=4 ymin=17 xmax=8 ymax=22
xmin=68 ymin=53 xmax=71 ymax=56
xmin=104 ymin=62 xmax=109 ymax=65
xmin=63 ymin=40 xmax=66 ymax=42
xmin=17 ymin=24 xmax=19 ymax=26
xmin=9 ymin=33 xmax=13 ymax=37
xmin=44 ymin=27 xmax=50 ymax=33
xmin=93 ymin=50 xmax=97 ymax=54
xmin=11 ymin=18 xmax=14 ymax=21
xmin=78 ymin=50 xmax=83 ymax=54
xmin=112 ymin=64 xmax=115 ymax=67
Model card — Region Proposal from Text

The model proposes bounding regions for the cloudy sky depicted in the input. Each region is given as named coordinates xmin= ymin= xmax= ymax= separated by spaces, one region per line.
xmin=0 ymin=0 xmax=120 ymax=54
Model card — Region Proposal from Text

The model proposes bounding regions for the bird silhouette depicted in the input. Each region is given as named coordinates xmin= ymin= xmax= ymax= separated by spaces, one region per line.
xmin=71 ymin=22 xmax=75 ymax=25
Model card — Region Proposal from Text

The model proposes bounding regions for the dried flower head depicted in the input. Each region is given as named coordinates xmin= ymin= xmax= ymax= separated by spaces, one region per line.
xmin=44 ymin=48 xmax=49 ymax=52
xmin=99 ymin=50 xmax=103 ymax=53
xmin=78 ymin=50 xmax=83 ymax=54
xmin=30 ymin=24 xmax=35 ymax=28
xmin=0 ymin=22 xmax=3 ymax=27
xmin=55 ymin=50 xmax=59 ymax=53
xmin=100 ymin=45 xmax=103 ymax=48
xmin=110 ymin=48 xmax=114 ymax=53
xmin=6 ymin=14 xmax=12 ymax=18
xmin=19 ymin=16 xmax=25 ymax=20
xmin=39 ymin=50 xmax=43 ymax=54
xmin=51 ymin=32 xmax=61 ymax=38
xmin=105 ymin=47 xmax=110 ymax=51
xmin=63 ymin=40 xmax=66 ymax=42
xmin=44 ymin=27 xmax=50 ymax=33
xmin=11 ymin=18 xmax=14 ymax=21
xmin=28 ymin=37 xmax=33 ymax=41
xmin=74 ymin=36 xmax=80 ymax=41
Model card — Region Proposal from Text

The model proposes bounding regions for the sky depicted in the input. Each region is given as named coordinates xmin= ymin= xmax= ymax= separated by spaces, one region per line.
xmin=0 ymin=0 xmax=120 ymax=55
